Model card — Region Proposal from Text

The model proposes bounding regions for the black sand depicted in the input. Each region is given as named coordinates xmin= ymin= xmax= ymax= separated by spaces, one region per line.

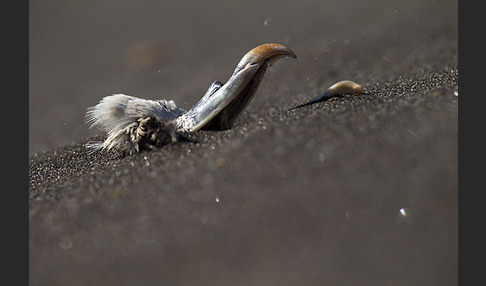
xmin=30 ymin=0 xmax=458 ymax=285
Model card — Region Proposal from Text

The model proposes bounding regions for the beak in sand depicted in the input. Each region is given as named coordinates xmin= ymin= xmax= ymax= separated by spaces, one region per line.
xmin=289 ymin=80 xmax=363 ymax=110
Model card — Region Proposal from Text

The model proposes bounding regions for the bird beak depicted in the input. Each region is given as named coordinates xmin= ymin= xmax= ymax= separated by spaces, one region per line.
xmin=178 ymin=43 xmax=296 ymax=132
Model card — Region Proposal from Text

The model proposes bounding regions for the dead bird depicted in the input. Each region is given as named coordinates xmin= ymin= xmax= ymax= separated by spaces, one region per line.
xmin=85 ymin=43 xmax=297 ymax=155
xmin=289 ymin=80 xmax=363 ymax=110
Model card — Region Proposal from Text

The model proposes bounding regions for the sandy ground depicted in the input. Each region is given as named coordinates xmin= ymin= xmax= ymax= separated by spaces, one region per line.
xmin=30 ymin=0 xmax=457 ymax=285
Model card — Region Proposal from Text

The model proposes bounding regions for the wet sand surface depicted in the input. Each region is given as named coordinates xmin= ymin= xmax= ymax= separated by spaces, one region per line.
xmin=30 ymin=0 xmax=457 ymax=285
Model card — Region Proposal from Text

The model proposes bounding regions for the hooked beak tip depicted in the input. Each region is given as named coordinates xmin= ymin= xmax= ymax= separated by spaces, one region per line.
xmin=249 ymin=43 xmax=297 ymax=60
xmin=236 ymin=43 xmax=296 ymax=71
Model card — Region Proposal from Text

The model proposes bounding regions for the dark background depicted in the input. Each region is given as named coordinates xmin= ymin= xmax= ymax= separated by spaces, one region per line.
xmin=30 ymin=0 xmax=457 ymax=285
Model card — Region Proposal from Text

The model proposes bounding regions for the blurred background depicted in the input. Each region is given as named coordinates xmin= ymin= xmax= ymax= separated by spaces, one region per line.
xmin=30 ymin=1 xmax=458 ymax=285
xmin=29 ymin=0 xmax=457 ymax=154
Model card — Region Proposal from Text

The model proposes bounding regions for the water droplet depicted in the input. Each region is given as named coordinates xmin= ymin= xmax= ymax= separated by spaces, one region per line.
xmin=59 ymin=237 xmax=72 ymax=250
xmin=397 ymin=207 xmax=414 ymax=224
xmin=399 ymin=208 xmax=408 ymax=217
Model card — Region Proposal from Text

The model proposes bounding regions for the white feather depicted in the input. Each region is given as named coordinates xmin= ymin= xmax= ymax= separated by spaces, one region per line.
xmin=85 ymin=94 xmax=186 ymax=151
